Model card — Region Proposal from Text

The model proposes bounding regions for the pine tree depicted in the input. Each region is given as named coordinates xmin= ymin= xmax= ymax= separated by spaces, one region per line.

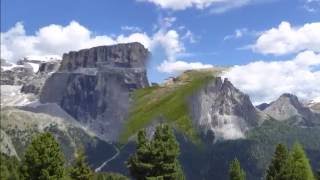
xmin=282 ymin=143 xmax=315 ymax=180
xmin=316 ymin=169 xmax=320 ymax=180
xmin=229 ymin=158 xmax=246 ymax=180
xmin=21 ymin=132 xmax=66 ymax=180
xmin=127 ymin=124 xmax=185 ymax=180
xmin=0 ymin=153 xmax=21 ymax=180
xmin=70 ymin=149 xmax=93 ymax=180
xmin=266 ymin=144 xmax=289 ymax=180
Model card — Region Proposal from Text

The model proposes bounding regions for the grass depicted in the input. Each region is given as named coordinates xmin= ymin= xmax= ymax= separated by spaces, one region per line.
xmin=120 ymin=69 xmax=224 ymax=144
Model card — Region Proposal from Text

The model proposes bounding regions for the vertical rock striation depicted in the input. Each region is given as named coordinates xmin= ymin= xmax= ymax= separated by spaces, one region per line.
xmin=189 ymin=77 xmax=266 ymax=141
xmin=40 ymin=43 xmax=149 ymax=141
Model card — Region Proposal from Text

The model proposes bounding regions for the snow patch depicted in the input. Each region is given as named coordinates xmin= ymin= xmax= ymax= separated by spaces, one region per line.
xmin=25 ymin=55 xmax=61 ymax=62
xmin=0 ymin=85 xmax=36 ymax=106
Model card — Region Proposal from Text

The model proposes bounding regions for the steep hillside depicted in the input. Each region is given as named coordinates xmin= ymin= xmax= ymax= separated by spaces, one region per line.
xmin=121 ymin=68 xmax=266 ymax=143
xmin=0 ymin=107 xmax=116 ymax=168
xmin=206 ymin=120 xmax=320 ymax=180
xmin=120 ymin=69 xmax=221 ymax=143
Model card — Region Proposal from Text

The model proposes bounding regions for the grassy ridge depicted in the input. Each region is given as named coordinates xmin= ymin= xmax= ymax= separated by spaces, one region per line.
xmin=120 ymin=69 xmax=223 ymax=143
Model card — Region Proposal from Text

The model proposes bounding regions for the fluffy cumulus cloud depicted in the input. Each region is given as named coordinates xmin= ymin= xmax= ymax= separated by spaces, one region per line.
xmin=1 ymin=21 xmax=120 ymax=61
xmin=0 ymin=21 xmax=180 ymax=63
xmin=157 ymin=60 xmax=213 ymax=73
xmin=224 ymin=51 xmax=320 ymax=104
xmin=252 ymin=21 xmax=320 ymax=55
xmin=1 ymin=19 xmax=210 ymax=73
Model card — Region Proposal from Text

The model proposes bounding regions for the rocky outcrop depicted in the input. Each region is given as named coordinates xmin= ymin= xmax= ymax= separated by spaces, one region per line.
xmin=263 ymin=93 xmax=320 ymax=126
xmin=21 ymin=60 xmax=60 ymax=95
xmin=40 ymin=43 xmax=149 ymax=141
xmin=256 ymin=103 xmax=270 ymax=111
xmin=1 ymin=66 xmax=34 ymax=85
xmin=189 ymin=77 xmax=266 ymax=141
xmin=1 ymin=59 xmax=60 ymax=95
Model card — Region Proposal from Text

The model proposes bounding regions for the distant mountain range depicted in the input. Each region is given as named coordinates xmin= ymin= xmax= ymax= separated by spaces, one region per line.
xmin=1 ymin=43 xmax=319 ymax=180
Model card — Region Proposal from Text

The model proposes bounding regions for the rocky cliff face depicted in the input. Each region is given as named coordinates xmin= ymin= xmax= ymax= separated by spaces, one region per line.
xmin=189 ymin=77 xmax=266 ymax=141
xmin=263 ymin=93 xmax=320 ymax=126
xmin=40 ymin=43 xmax=149 ymax=141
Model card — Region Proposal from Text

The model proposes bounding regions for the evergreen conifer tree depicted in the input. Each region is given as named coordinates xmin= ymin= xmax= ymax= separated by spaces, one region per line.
xmin=266 ymin=144 xmax=289 ymax=180
xmin=70 ymin=149 xmax=93 ymax=180
xmin=229 ymin=158 xmax=246 ymax=180
xmin=282 ymin=143 xmax=315 ymax=180
xmin=127 ymin=124 xmax=185 ymax=180
xmin=21 ymin=132 xmax=65 ymax=180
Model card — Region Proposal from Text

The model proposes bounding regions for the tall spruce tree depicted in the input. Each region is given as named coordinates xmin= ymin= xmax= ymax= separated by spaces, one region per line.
xmin=229 ymin=158 xmax=246 ymax=180
xmin=127 ymin=124 xmax=185 ymax=180
xmin=282 ymin=143 xmax=315 ymax=180
xmin=70 ymin=149 xmax=93 ymax=180
xmin=21 ymin=132 xmax=65 ymax=180
xmin=266 ymin=144 xmax=289 ymax=180
xmin=317 ymin=169 xmax=320 ymax=180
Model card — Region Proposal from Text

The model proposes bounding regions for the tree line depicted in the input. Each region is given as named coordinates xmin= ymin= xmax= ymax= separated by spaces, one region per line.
xmin=1 ymin=124 xmax=320 ymax=180
xmin=229 ymin=143 xmax=320 ymax=180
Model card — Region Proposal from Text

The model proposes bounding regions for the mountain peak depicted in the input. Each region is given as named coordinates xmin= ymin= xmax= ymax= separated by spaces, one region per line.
xmin=189 ymin=76 xmax=266 ymax=141
xmin=280 ymin=93 xmax=296 ymax=98
xmin=263 ymin=93 xmax=319 ymax=126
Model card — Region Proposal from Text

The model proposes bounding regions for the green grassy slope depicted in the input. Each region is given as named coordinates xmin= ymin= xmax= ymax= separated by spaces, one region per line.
xmin=120 ymin=69 xmax=224 ymax=143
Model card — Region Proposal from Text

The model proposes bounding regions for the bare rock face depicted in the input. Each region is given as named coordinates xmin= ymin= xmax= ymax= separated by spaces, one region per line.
xmin=189 ymin=77 xmax=266 ymax=141
xmin=1 ymin=66 xmax=35 ymax=85
xmin=21 ymin=61 xmax=60 ymax=95
xmin=263 ymin=93 xmax=320 ymax=126
xmin=40 ymin=43 xmax=149 ymax=141
xmin=1 ymin=58 xmax=60 ymax=95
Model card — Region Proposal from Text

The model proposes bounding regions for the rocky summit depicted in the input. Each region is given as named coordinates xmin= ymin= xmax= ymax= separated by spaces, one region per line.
xmin=263 ymin=93 xmax=320 ymax=126
xmin=189 ymin=77 xmax=266 ymax=141
xmin=40 ymin=42 xmax=150 ymax=141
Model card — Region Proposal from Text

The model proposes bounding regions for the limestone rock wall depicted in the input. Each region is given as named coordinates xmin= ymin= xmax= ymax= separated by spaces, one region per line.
xmin=40 ymin=43 xmax=150 ymax=141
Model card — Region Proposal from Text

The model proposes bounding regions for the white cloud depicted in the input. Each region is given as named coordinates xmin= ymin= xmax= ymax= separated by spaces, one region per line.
xmin=151 ymin=30 xmax=184 ymax=61
xmin=0 ymin=21 xmax=182 ymax=63
xmin=138 ymin=0 xmax=252 ymax=12
xmin=1 ymin=20 xmax=208 ymax=74
xmin=224 ymin=28 xmax=248 ymax=40
xmin=157 ymin=60 xmax=213 ymax=73
xmin=1 ymin=21 xmax=117 ymax=62
xmin=182 ymin=30 xmax=197 ymax=43
xmin=139 ymin=0 xmax=270 ymax=12
xmin=120 ymin=26 xmax=142 ymax=32
xmin=252 ymin=21 xmax=320 ymax=55
xmin=224 ymin=50 xmax=320 ymax=104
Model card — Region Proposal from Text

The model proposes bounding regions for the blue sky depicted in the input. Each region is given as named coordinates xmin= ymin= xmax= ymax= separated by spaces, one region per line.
xmin=1 ymin=0 xmax=320 ymax=103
